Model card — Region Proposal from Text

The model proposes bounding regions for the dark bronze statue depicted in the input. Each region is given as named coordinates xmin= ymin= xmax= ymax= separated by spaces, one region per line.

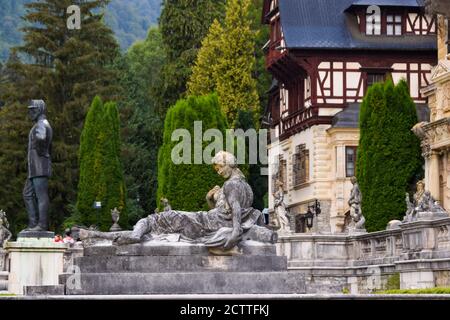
xmin=22 ymin=100 xmax=53 ymax=232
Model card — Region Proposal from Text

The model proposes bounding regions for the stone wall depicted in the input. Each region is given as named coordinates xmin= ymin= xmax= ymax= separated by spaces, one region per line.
xmin=277 ymin=217 xmax=450 ymax=293
xmin=0 ymin=249 xmax=7 ymax=272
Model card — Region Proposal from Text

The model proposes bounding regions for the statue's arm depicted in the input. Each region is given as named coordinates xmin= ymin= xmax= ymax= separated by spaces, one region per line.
xmin=35 ymin=122 xmax=47 ymax=141
xmin=35 ymin=122 xmax=50 ymax=156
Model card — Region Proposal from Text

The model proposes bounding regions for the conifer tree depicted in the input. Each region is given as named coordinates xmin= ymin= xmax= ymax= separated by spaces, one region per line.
xmin=152 ymin=0 xmax=226 ymax=116
xmin=357 ymin=80 xmax=423 ymax=231
xmin=157 ymin=94 xmax=228 ymax=211
xmin=187 ymin=0 xmax=259 ymax=126
xmin=117 ymin=27 xmax=165 ymax=223
xmin=73 ymin=97 xmax=126 ymax=231
xmin=187 ymin=19 xmax=224 ymax=96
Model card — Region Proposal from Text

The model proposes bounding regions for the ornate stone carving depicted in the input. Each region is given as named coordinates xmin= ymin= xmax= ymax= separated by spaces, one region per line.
xmin=347 ymin=177 xmax=366 ymax=233
xmin=272 ymin=179 xmax=291 ymax=233
xmin=404 ymin=180 xmax=449 ymax=222
xmin=0 ymin=210 xmax=12 ymax=247
xmin=109 ymin=208 xmax=122 ymax=232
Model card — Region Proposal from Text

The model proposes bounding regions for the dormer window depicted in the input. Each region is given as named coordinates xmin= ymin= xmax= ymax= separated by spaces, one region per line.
xmin=365 ymin=12 xmax=403 ymax=36
xmin=366 ymin=12 xmax=381 ymax=35
xmin=387 ymin=14 xmax=402 ymax=36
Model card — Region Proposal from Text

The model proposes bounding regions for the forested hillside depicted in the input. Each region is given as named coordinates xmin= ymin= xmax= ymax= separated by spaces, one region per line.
xmin=0 ymin=0 xmax=161 ymax=61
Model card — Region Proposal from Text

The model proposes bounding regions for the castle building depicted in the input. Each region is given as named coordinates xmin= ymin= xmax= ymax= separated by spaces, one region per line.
xmin=262 ymin=0 xmax=437 ymax=233
xmin=415 ymin=6 xmax=450 ymax=211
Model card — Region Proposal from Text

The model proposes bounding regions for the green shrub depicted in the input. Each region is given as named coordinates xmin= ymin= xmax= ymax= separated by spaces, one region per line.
xmin=386 ymin=273 xmax=400 ymax=290
xmin=356 ymin=80 xmax=423 ymax=231
xmin=377 ymin=287 xmax=450 ymax=294
xmin=157 ymin=93 xmax=228 ymax=211
xmin=72 ymin=96 xmax=127 ymax=231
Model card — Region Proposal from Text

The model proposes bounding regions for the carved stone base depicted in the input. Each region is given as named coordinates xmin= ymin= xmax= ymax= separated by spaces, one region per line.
xmin=17 ymin=230 xmax=54 ymax=239
xmin=416 ymin=211 xmax=449 ymax=221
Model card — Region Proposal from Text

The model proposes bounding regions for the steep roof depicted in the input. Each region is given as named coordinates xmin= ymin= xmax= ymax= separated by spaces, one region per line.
xmin=347 ymin=0 xmax=424 ymax=7
xmin=279 ymin=0 xmax=436 ymax=51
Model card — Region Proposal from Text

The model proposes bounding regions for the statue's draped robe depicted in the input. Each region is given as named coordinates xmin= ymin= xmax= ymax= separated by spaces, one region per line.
xmin=138 ymin=176 xmax=264 ymax=246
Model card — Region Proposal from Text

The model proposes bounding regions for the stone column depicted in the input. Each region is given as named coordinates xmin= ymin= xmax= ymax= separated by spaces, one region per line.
xmin=429 ymin=151 xmax=441 ymax=202
xmin=6 ymin=236 xmax=67 ymax=295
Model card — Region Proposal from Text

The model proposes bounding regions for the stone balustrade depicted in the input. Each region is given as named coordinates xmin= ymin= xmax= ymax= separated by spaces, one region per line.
xmin=277 ymin=217 xmax=450 ymax=293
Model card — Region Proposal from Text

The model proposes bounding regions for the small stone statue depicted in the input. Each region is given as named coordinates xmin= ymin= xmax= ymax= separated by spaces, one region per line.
xmin=404 ymin=192 xmax=416 ymax=222
xmin=417 ymin=191 xmax=446 ymax=213
xmin=347 ymin=177 xmax=366 ymax=232
xmin=272 ymin=179 xmax=291 ymax=233
xmin=0 ymin=210 xmax=12 ymax=247
xmin=109 ymin=208 xmax=122 ymax=232
xmin=21 ymin=100 xmax=53 ymax=233
xmin=403 ymin=180 xmax=448 ymax=222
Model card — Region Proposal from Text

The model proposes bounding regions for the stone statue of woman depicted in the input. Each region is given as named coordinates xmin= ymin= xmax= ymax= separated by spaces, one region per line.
xmin=347 ymin=177 xmax=366 ymax=231
xmin=79 ymin=151 xmax=275 ymax=251
xmin=272 ymin=179 xmax=290 ymax=233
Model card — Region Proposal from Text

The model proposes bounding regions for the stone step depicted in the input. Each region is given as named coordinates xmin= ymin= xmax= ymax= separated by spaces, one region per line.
xmin=74 ymin=255 xmax=287 ymax=273
xmin=60 ymin=271 xmax=306 ymax=295
xmin=0 ymin=272 xmax=8 ymax=291
xmin=84 ymin=241 xmax=276 ymax=257
xmin=24 ymin=285 xmax=65 ymax=296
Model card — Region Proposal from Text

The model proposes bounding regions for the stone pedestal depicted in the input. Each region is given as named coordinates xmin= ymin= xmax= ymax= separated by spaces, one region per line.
xmin=6 ymin=236 xmax=67 ymax=295
xmin=0 ymin=248 xmax=7 ymax=271
xmin=61 ymin=240 xmax=306 ymax=295
xmin=416 ymin=211 xmax=449 ymax=221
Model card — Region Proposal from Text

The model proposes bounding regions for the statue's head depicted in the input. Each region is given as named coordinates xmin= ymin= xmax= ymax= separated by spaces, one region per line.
xmin=28 ymin=100 xmax=46 ymax=121
xmin=417 ymin=180 xmax=425 ymax=192
xmin=211 ymin=151 xmax=237 ymax=179
xmin=350 ymin=176 xmax=357 ymax=184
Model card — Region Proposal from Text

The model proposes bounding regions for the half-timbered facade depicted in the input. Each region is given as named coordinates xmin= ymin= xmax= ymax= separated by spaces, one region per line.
xmin=263 ymin=0 xmax=438 ymax=233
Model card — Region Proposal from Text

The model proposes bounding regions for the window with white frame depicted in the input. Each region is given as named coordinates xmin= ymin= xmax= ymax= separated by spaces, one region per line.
xmin=387 ymin=14 xmax=402 ymax=36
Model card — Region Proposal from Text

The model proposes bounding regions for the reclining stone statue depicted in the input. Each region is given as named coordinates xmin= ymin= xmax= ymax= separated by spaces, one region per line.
xmin=79 ymin=151 xmax=276 ymax=252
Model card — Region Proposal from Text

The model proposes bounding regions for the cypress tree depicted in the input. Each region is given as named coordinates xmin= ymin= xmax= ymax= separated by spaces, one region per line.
xmin=73 ymin=96 xmax=104 ymax=228
xmin=357 ymin=80 xmax=423 ymax=231
xmin=157 ymin=93 xmax=228 ymax=211
xmin=72 ymin=97 xmax=126 ymax=231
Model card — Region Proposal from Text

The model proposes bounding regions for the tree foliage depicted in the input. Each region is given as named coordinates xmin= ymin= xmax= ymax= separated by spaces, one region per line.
xmin=73 ymin=96 xmax=127 ymax=231
xmin=187 ymin=0 xmax=259 ymax=125
xmin=151 ymin=0 xmax=226 ymax=116
xmin=356 ymin=80 xmax=423 ymax=232
xmin=115 ymin=27 xmax=166 ymax=224
xmin=157 ymin=94 xmax=228 ymax=211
